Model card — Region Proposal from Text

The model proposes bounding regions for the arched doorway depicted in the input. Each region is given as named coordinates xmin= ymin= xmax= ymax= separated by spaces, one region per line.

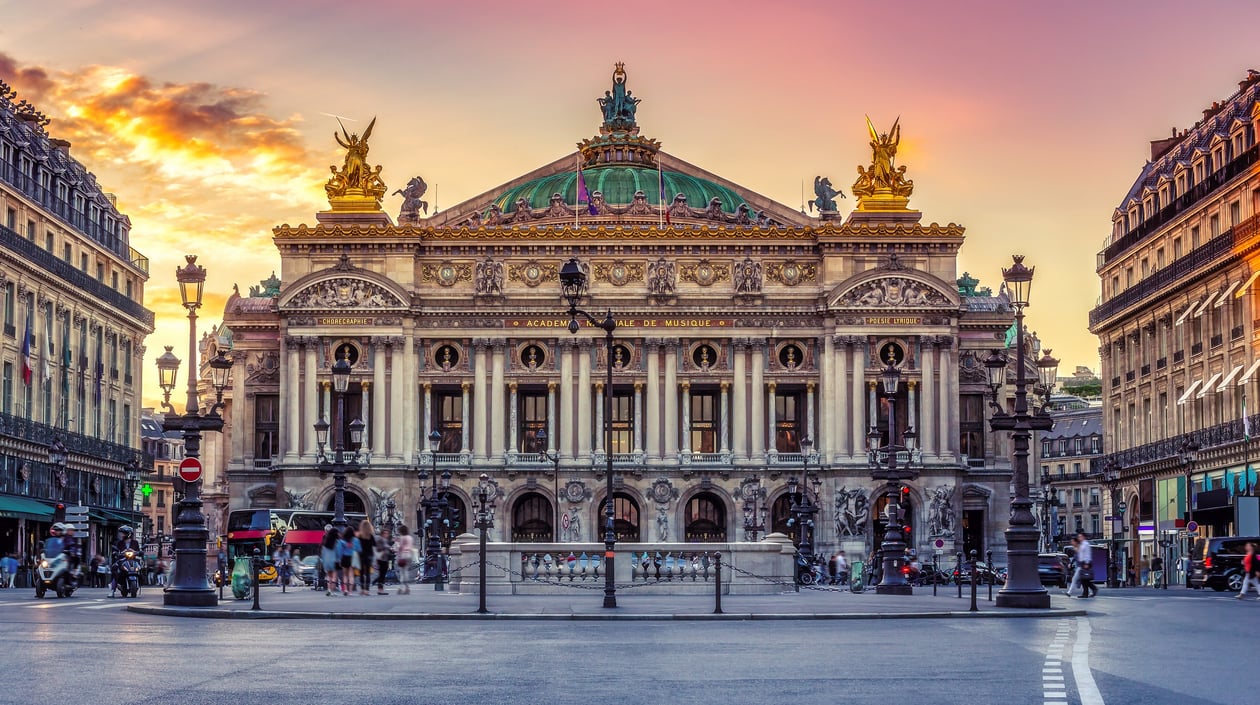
xmin=511 ymin=492 xmax=554 ymax=542
xmin=771 ymin=494 xmax=793 ymax=538
xmin=611 ymin=493 xmax=640 ymax=542
xmin=325 ymin=491 xmax=366 ymax=515
xmin=415 ymin=495 xmax=468 ymax=546
xmin=684 ymin=492 xmax=726 ymax=542
xmin=872 ymin=492 xmax=914 ymax=551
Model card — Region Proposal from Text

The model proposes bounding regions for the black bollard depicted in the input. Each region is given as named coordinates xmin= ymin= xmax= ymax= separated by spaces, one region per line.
xmin=956 ymin=552 xmax=964 ymax=598
xmin=986 ymin=550 xmax=993 ymax=602
xmin=251 ymin=548 xmax=261 ymax=612
xmin=713 ymin=552 xmax=723 ymax=615
xmin=932 ymin=553 xmax=938 ymax=597
xmin=969 ymin=550 xmax=978 ymax=612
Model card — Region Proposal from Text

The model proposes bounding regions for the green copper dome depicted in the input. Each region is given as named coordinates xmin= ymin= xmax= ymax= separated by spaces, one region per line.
xmin=493 ymin=165 xmax=747 ymax=214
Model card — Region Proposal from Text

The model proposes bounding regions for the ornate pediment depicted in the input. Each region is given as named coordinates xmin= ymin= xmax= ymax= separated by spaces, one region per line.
xmin=286 ymin=277 xmax=405 ymax=309
xmin=834 ymin=276 xmax=954 ymax=309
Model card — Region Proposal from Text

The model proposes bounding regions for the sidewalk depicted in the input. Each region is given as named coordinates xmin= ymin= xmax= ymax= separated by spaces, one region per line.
xmin=127 ymin=583 xmax=1087 ymax=621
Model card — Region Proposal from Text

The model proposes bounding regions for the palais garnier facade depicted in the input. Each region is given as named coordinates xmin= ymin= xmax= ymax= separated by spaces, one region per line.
xmin=208 ymin=64 xmax=1020 ymax=559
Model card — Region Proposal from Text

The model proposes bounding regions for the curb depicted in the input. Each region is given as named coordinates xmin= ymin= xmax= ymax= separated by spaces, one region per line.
xmin=126 ymin=605 xmax=1086 ymax=621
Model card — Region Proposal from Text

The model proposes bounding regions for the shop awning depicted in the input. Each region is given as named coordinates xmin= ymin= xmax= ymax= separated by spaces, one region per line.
xmin=90 ymin=508 xmax=138 ymax=524
xmin=1194 ymin=290 xmax=1219 ymax=316
xmin=1216 ymin=281 xmax=1240 ymax=306
xmin=1175 ymin=304 xmax=1196 ymax=326
xmin=1197 ymin=371 xmax=1223 ymax=398
xmin=1238 ymin=270 xmax=1260 ymax=297
xmin=1241 ymin=360 xmax=1260 ymax=385
xmin=1177 ymin=380 xmax=1202 ymax=404
xmin=0 ymin=495 xmax=55 ymax=521
xmin=1217 ymin=364 xmax=1245 ymax=391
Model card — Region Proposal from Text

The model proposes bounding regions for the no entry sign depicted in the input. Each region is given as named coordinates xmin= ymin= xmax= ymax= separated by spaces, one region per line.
xmin=178 ymin=457 xmax=203 ymax=483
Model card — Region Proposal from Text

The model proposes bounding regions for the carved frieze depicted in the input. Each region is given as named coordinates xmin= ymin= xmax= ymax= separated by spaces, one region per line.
xmin=836 ymin=277 xmax=951 ymax=308
xmin=289 ymin=277 xmax=405 ymax=308
xmin=679 ymin=259 xmax=730 ymax=287
xmin=593 ymin=260 xmax=644 ymax=287
xmin=420 ymin=261 xmax=473 ymax=288
xmin=508 ymin=261 xmax=558 ymax=288
xmin=766 ymin=261 xmax=816 ymax=286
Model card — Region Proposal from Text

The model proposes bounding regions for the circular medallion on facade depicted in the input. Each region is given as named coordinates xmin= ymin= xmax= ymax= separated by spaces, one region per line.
xmin=778 ymin=343 xmax=804 ymax=370
xmin=879 ymin=341 xmax=905 ymax=366
xmin=520 ymin=344 xmax=547 ymax=370
xmin=436 ymin=262 xmax=459 ymax=287
xmin=434 ymin=344 xmax=461 ymax=371
xmin=694 ymin=261 xmax=716 ymax=287
xmin=608 ymin=262 xmax=630 ymax=287
xmin=691 ymin=343 xmax=718 ymax=370
xmin=334 ymin=341 xmax=361 ymax=366
xmin=611 ymin=344 xmax=633 ymax=370
xmin=649 ymin=478 xmax=677 ymax=504
xmin=564 ymin=480 xmax=589 ymax=503
xmin=522 ymin=261 xmax=545 ymax=288
xmin=780 ymin=261 xmax=803 ymax=286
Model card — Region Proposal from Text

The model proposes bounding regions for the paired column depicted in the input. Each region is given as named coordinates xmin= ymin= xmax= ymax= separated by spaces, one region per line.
xmin=680 ymin=382 xmax=692 ymax=455
xmin=594 ymin=382 xmax=605 ymax=455
xmin=833 ymin=338 xmax=850 ymax=460
xmin=547 ymin=383 xmax=557 ymax=455
xmin=508 ymin=383 xmax=519 ymax=453
xmin=320 ymin=382 xmax=330 ymax=432
xmin=920 ymin=339 xmax=936 ymax=457
xmin=389 ymin=340 xmax=404 ymax=461
xmin=938 ymin=339 xmax=953 ymax=462
xmin=423 ymin=383 xmax=433 ymax=449
xmin=851 ymin=340 xmax=866 ymax=458
xmin=767 ymin=382 xmax=778 ymax=452
xmin=229 ymin=353 xmax=246 ymax=467
xmin=577 ymin=343 xmax=592 ymax=458
xmin=645 ymin=342 xmax=661 ymax=459
xmin=473 ymin=342 xmax=488 ymax=460
xmin=559 ymin=342 xmax=575 ymax=459
xmin=719 ymin=382 xmax=730 ymax=455
xmin=490 ymin=341 xmax=506 ymax=459
xmin=460 ymin=382 xmax=471 ymax=454
xmin=907 ymin=381 xmax=918 ymax=437
xmin=633 ymin=383 xmax=644 ymax=455
xmin=402 ymin=336 xmax=416 ymax=463
xmin=283 ymin=336 xmax=300 ymax=461
xmin=664 ymin=347 xmax=679 ymax=458
xmin=820 ymin=335 xmax=834 ymax=461
xmin=750 ymin=342 xmax=765 ymax=460
xmin=372 ymin=342 xmax=386 ymax=459
xmin=731 ymin=342 xmax=747 ymax=459
xmin=806 ymin=382 xmax=816 ymax=446
xmin=360 ymin=380 xmax=372 ymax=456
xmin=304 ymin=340 xmax=318 ymax=461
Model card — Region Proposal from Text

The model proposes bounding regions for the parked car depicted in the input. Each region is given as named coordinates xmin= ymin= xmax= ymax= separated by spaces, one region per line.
xmin=1191 ymin=536 xmax=1260 ymax=591
xmin=1038 ymin=553 xmax=1070 ymax=588
xmin=296 ymin=555 xmax=321 ymax=586
xmin=952 ymin=561 xmax=1002 ymax=585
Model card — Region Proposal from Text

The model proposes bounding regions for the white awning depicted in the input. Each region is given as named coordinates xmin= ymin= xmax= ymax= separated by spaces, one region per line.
xmin=1240 ymin=359 xmax=1260 ymax=385
xmin=1176 ymin=380 xmax=1202 ymax=404
xmin=1195 ymin=290 xmax=1219 ymax=316
xmin=1217 ymin=364 xmax=1245 ymax=391
xmin=1216 ymin=281 xmax=1241 ymax=306
xmin=1174 ymin=305 xmax=1196 ymax=326
xmin=1197 ymin=372 xmax=1223 ymax=398
xmin=1238 ymin=270 xmax=1260 ymax=297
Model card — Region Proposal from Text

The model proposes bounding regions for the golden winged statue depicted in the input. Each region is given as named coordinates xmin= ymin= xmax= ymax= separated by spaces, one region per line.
xmin=325 ymin=116 xmax=387 ymax=206
xmin=852 ymin=116 xmax=914 ymax=209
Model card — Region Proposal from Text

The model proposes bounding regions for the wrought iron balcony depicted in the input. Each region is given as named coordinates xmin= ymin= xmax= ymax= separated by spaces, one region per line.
xmin=0 ymin=410 xmax=141 ymax=465
xmin=1097 ymin=412 xmax=1260 ymax=470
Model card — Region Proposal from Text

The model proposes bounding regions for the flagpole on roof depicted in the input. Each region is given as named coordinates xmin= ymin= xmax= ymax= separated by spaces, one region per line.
xmin=657 ymin=156 xmax=664 ymax=229
xmin=575 ymin=152 xmax=580 ymax=230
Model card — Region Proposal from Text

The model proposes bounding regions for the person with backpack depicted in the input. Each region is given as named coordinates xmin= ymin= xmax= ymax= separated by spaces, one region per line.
xmin=1236 ymin=542 xmax=1259 ymax=600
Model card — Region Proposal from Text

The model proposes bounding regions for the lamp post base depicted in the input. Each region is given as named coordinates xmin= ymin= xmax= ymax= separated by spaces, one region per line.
xmin=995 ymin=590 xmax=1051 ymax=609
xmin=163 ymin=587 xmax=218 ymax=607
xmin=876 ymin=584 xmax=913 ymax=596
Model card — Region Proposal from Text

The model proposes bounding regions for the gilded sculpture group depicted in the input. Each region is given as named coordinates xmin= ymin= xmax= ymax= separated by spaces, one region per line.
xmin=326 ymin=117 xmax=388 ymax=202
xmin=852 ymin=116 xmax=914 ymax=200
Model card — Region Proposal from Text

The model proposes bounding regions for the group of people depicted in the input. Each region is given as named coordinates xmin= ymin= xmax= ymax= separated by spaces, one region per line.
xmin=319 ymin=520 xmax=417 ymax=596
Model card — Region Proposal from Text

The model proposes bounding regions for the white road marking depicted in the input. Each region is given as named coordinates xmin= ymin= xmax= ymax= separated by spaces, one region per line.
xmin=1072 ymin=617 xmax=1105 ymax=705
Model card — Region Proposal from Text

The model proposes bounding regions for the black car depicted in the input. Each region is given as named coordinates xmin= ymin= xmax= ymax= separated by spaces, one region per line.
xmin=1191 ymin=536 xmax=1260 ymax=591
xmin=1038 ymin=553 xmax=1070 ymax=588
xmin=952 ymin=561 xmax=1001 ymax=585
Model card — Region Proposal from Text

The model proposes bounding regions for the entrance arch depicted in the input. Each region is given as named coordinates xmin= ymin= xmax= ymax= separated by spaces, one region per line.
xmin=511 ymin=492 xmax=554 ymax=542
xmin=611 ymin=492 xmax=640 ymax=542
xmin=684 ymin=492 xmax=726 ymax=542
xmin=872 ymin=491 xmax=915 ymax=551
xmin=325 ymin=491 xmax=366 ymax=515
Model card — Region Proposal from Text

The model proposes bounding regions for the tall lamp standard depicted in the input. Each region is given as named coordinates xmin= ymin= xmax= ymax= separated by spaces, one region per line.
xmin=124 ymin=457 xmax=142 ymax=533
xmin=1100 ymin=459 xmax=1122 ymax=588
xmin=1179 ymin=440 xmax=1200 ymax=588
xmin=738 ymin=476 xmax=768 ymax=541
xmin=156 ymin=256 xmax=232 ymax=608
xmin=313 ymin=353 xmax=365 ymax=530
xmin=474 ymin=473 xmax=500 ymax=614
xmin=1039 ymin=470 xmax=1054 ymax=552
xmin=786 ymin=438 xmax=822 ymax=584
xmin=419 ymin=430 xmax=451 ymax=591
xmin=536 ymin=428 xmax=561 ymax=540
xmin=866 ymin=359 xmax=918 ymax=595
xmin=558 ymin=257 xmax=618 ymax=608
xmin=987 ymin=255 xmax=1054 ymax=608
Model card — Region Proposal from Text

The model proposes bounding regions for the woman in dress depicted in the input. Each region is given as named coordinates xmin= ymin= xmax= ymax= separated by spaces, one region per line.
xmin=320 ymin=525 xmax=339 ymax=596
xmin=357 ymin=520 xmax=375 ymax=596
xmin=340 ymin=526 xmax=357 ymax=595
xmin=393 ymin=525 xmax=414 ymax=594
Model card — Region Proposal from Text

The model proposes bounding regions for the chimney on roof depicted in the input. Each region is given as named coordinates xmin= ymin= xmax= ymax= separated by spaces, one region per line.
xmin=49 ymin=138 xmax=70 ymax=153
xmin=1150 ymin=134 xmax=1181 ymax=161
xmin=103 ymin=193 xmax=117 ymax=207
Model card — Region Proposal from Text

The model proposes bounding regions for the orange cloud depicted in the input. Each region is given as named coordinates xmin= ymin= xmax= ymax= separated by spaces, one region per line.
xmin=1 ymin=52 xmax=325 ymax=408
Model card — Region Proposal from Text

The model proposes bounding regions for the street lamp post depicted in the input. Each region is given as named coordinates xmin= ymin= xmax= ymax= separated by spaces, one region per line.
xmin=48 ymin=436 xmax=68 ymax=502
xmin=124 ymin=457 xmax=141 ymax=535
xmin=786 ymin=439 xmax=822 ymax=584
xmin=419 ymin=430 xmax=451 ymax=591
xmin=738 ymin=475 xmax=768 ymax=541
xmin=155 ymin=256 xmax=232 ymax=608
xmin=537 ymin=428 xmax=561 ymax=540
xmin=866 ymin=360 xmax=918 ymax=596
xmin=474 ymin=473 xmax=499 ymax=614
xmin=1179 ymin=440 xmax=1200 ymax=588
xmin=558 ymin=257 xmax=618 ymax=608
xmin=1101 ymin=459 xmax=1122 ymax=588
xmin=313 ymin=353 xmax=365 ymax=530
xmin=1039 ymin=470 xmax=1055 ymax=553
xmin=987 ymin=255 xmax=1054 ymax=608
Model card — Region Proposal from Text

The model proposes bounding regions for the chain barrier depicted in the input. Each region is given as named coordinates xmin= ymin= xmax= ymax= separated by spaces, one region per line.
xmin=725 ymin=563 xmax=860 ymax=593
xmin=479 ymin=559 xmax=728 ymax=592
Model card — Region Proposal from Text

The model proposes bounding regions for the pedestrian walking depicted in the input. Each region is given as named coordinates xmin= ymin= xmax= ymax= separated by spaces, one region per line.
xmin=1235 ymin=542 xmax=1259 ymax=599
xmin=394 ymin=525 xmax=414 ymax=594
xmin=340 ymin=526 xmax=357 ymax=595
xmin=1065 ymin=537 xmax=1082 ymax=596
xmin=374 ymin=527 xmax=392 ymax=595
xmin=320 ymin=525 xmax=339 ymax=596
xmin=357 ymin=520 xmax=376 ymax=595
xmin=834 ymin=551 xmax=849 ymax=585
xmin=0 ymin=553 xmax=17 ymax=588
xmin=1076 ymin=532 xmax=1097 ymax=598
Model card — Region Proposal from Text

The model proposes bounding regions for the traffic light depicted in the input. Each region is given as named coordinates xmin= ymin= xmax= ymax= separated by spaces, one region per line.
xmin=53 ymin=503 xmax=66 ymax=523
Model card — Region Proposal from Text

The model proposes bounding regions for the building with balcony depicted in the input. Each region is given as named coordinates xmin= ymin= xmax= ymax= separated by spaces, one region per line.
xmin=1039 ymin=406 xmax=1104 ymax=548
xmin=0 ymin=78 xmax=154 ymax=561
xmin=214 ymin=65 xmax=1024 ymax=560
xmin=139 ymin=409 xmax=184 ymax=543
xmin=1090 ymin=70 xmax=1260 ymax=576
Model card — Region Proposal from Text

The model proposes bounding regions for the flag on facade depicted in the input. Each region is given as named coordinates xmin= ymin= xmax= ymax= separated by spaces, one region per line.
xmin=42 ymin=316 xmax=53 ymax=382
xmin=1003 ymin=322 xmax=1017 ymax=348
xmin=20 ymin=314 xmax=33 ymax=386
xmin=93 ymin=361 xmax=103 ymax=404
xmin=658 ymin=166 xmax=670 ymax=226
xmin=576 ymin=168 xmax=596 ymax=215
xmin=1245 ymin=395 xmax=1251 ymax=441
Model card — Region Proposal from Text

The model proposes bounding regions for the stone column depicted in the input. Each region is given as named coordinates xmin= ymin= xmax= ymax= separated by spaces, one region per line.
xmin=834 ymin=338 xmax=850 ymax=460
xmin=547 ymin=382 xmax=557 ymax=455
xmin=577 ymin=343 xmax=592 ymax=458
xmin=460 ymin=382 xmax=471 ymax=455
xmin=806 ymin=382 xmax=816 ymax=445
xmin=320 ymin=381 xmax=330 ymax=427
xmin=423 ymin=382 xmax=433 ymax=449
xmin=767 ymin=381 xmax=778 ymax=453
xmin=508 ymin=382 xmax=519 ymax=454
xmin=820 ymin=335 xmax=833 ymax=462
xmin=680 ymin=381 xmax=692 ymax=455
xmin=732 ymin=342 xmax=747 ymax=460
xmin=921 ymin=339 xmax=936 ymax=457
xmin=750 ymin=342 xmax=765 ymax=460
xmin=560 ymin=342 xmax=575 ymax=460
xmin=664 ymin=346 xmax=679 ymax=458
xmin=389 ymin=340 xmax=404 ymax=462
xmin=645 ymin=342 xmax=660 ymax=460
xmin=908 ymin=380 xmax=918 ymax=436
xmin=633 ymin=383 xmax=644 ymax=455
xmin=360 ymin=380 xmax=372 ymax=456
xmin=402 ymin=336 xmax=416 ymax=463
xmin=940 ymin=339 xmax=957 ymax=462
xmin=594 ymin=382 xmax=605 ymax=455
xmin=720 ymin=381 xmax=730 ymax=455
xmin=473 ymin=342 xmax=488 ymax=460
xmin=303 ymin=340 xmax=317 ymax=461
xmin=372 ymin=341 xmax=386 ymax=459
xmin=868 ymin=381 xmax=877 ymax=435
xmin=230 ymin=353 xmax=246 ymax=467
xmin=490 ymin=341 xmax=506 ymax=460
xmin=851 ymin=339 xmax=866 ymax=458
xmin=283 ymin=337 xmax=299 ymax=462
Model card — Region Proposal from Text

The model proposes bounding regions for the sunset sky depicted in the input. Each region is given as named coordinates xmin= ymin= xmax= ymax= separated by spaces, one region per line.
xmin=5 ymin=0 xmax=1260 ymax=404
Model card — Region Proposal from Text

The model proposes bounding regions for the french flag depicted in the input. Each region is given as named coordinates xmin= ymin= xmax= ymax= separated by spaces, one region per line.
xmin=20 ymin=315 xmax=33 ymax=386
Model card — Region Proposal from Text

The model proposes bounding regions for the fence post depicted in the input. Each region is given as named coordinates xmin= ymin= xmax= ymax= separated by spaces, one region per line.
xmin=956 ymin=552 xmax=963 ymax=598
xmin=713 ymin=552 xmax=723 ymax=615
xmin=251 ymin=548 xmax=261 ymax=612
xmin=986 ymin=550 xmax=993 ymax=602
xmin=969 ymin=549 xmax=978 ymax=612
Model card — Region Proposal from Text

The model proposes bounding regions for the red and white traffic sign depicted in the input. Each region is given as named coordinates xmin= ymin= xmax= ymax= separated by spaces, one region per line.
xmin=178 ymin=457 xmax=203 ymax=483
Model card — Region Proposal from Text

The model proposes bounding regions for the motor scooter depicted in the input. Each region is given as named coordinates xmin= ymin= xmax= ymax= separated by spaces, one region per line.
xmin=116 ymin=549 xmax=143 ymax=598
xmin=35 ymin=550 xmax=78 ymax=599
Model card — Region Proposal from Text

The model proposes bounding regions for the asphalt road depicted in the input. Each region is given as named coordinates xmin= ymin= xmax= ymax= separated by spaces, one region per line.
xmin=0 ymin=586 xmax=1251 ymax=705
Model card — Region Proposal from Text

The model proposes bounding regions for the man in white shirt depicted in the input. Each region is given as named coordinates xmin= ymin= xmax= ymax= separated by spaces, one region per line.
xmin=1076 ymin=532 xmax=1097 ymax=598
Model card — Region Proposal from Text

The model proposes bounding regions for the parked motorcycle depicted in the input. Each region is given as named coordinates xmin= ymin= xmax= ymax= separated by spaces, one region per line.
xmin=34 ymin=551 xmax=78 ymax=599
xmin=116 ymin=549 xmax=143 ymax=598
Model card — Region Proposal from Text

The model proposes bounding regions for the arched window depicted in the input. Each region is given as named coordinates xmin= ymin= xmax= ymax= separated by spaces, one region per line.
xmin=326 ymin=492 xmax=366 ymax=514
xmin=771 ymin=494 xmax=793 ymax=537
xmin=512 ymin=492 xmax=554 ymax=542
xmin=684 ymin=492 xmax=726 ymax=542
xmin=873 ymin=493 xmax=913 ymax=549
xmin=414 ymin=494 xmax=468 ymax=547
xmin=611 ymin=492 xmax=640 ymax=542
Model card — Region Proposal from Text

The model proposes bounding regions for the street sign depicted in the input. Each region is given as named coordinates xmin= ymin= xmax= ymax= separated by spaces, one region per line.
xmin=178 ymin=457 xmax=203 ymax=483
xmin=1138 ymin=522 xmax=1154 ymax=536
xmin=1186 ymin=521 xmax=1199 ymax=534
xmin=1104 ymin=515 xmax=1116 ymax=521
xmin=64 ymin=505 xmax=89 ymax=531
xmin=933 ymin=538 xmax=946 ymax=549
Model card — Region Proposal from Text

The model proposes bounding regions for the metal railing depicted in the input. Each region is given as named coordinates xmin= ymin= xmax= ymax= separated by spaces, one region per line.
xmin=0 ymin=410 xmax=142 ymax=465
xmin=1097 ymin=412 xmax=1260 ymax=470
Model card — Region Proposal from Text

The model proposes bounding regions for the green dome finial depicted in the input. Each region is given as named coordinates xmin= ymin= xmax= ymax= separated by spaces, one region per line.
xmin=597 ymin=62 xmax=640 ymax=133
